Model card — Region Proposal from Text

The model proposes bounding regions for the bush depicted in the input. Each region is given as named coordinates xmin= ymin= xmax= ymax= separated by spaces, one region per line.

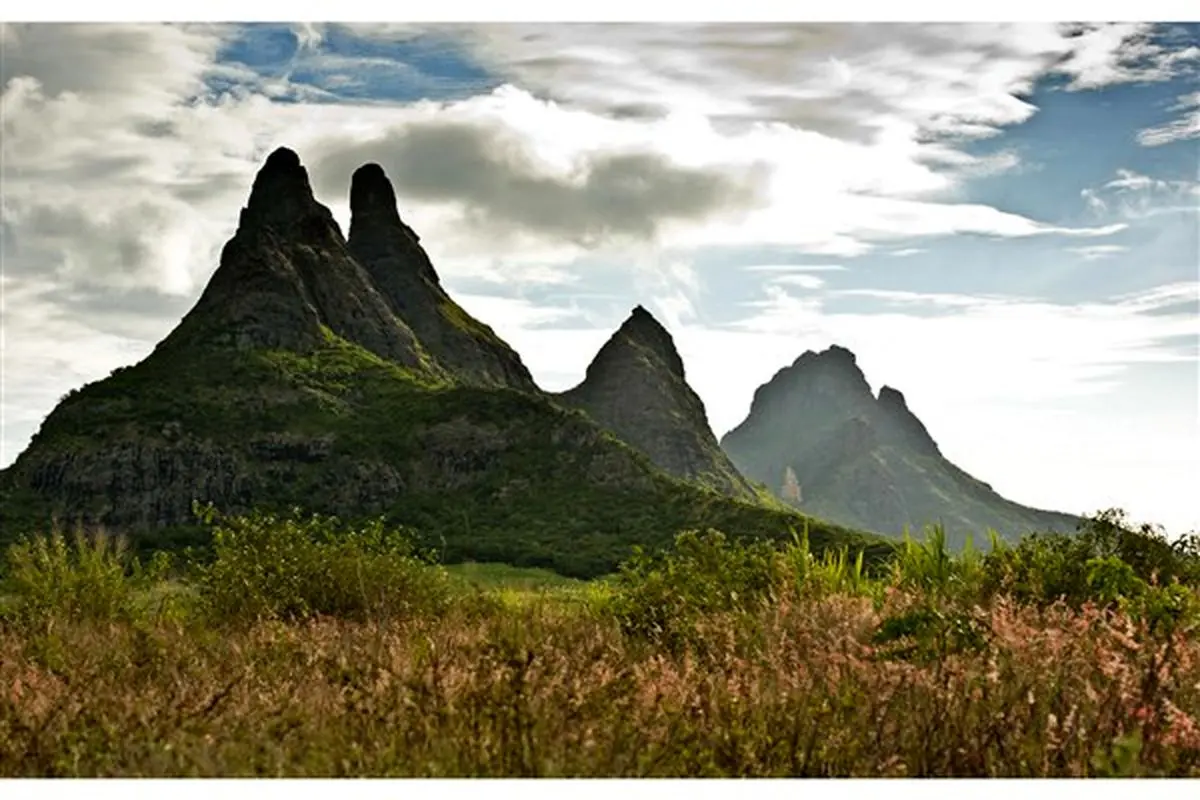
xmin=610 ymin=529 xmax=786 ymax=650
xmin=191 ymin=505 xmax=451 ymax=624
xmin=980 ymin=510 xmax=1200 ymax=606
xmin=0 ymin=526 xmax=173 ymax=629
xmin=1140 ymin=582 xmax=1200 ymax=636
xmin=1079 ymin=509 xmax=1200 ymax=587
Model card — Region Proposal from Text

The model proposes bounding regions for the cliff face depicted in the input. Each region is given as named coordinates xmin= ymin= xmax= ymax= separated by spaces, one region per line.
xmin=558 ymin=306 xmax=757 ymax=500
xmin=0 ymin=149 xmax=878 ymax=577
xmin=721 ymin=345 xmax=1079 ymax=545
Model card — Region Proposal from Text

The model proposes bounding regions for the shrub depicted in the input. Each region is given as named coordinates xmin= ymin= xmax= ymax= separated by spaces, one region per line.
xmin=1139 ymin=582 xmax=1200 ymax=637
xmin=610 ymin=529 xmax=786 ymax=650
xmin=979 ymin=510 xmax=1200 ymax=610
xmin=191 ymin=505 xmax=450 ymax=624
xmin=0 ymin=526 xmax=173 ymax=629
xmin=1079 ymin=509 xmax=1200 ymax=587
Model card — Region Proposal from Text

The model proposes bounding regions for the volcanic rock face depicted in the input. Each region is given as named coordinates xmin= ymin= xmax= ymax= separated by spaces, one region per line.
xmin=721 ymin=345 xmax=1079 ymax=544
xmin=346 ymin=163 xmax=537 ymax=392
xmin=558 ymin=306 xmax=756 ymax=499
xmin=162 ymin=148 xmax=434 ymax=373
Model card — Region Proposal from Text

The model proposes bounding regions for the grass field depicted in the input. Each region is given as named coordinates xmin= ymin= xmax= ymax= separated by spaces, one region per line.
xmin=444 ymin=562 xmax=589 ymax=590
xmin=1 ymin=509 xmax=1198 ymax=777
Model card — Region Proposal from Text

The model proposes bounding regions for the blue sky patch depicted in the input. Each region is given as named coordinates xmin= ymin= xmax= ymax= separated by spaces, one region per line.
xmin=210 ymin=23 xmax=501 ymax=105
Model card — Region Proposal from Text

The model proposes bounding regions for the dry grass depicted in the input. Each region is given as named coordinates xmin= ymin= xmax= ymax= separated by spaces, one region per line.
xmin=3 ymin=587 xmax=1199 ymax=777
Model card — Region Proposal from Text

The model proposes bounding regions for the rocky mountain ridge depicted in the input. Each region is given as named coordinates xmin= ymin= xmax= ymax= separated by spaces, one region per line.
xmin=720 ymin=345 xmax=1079 ymax=546
xmin=0 ymin=147 xmax=874 ymax=577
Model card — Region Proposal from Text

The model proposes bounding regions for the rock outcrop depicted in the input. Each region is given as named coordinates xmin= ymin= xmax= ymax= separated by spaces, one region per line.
xmin=721 ymin=345 xmax=1079 ymax=544
xmin=558 ymin=306 xmax=756 ymax=499
xmin=160 ymin=148 xmax=436 ymax=374
xmin=346 ymin=163 xmax=537 ymax=391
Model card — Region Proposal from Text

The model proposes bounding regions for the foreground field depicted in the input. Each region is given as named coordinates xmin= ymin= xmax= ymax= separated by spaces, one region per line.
xmin=1 ymin=509 xmax=1199 ymax=777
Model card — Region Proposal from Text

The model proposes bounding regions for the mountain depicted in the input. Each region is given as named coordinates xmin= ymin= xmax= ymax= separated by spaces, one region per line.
xmin=0 ymin=148 xmax=887 ymax=577
xmin=720 ymin=345 xmax=1079 ymax=547
xmin=558 ymin=306 xmax=757 ymax=500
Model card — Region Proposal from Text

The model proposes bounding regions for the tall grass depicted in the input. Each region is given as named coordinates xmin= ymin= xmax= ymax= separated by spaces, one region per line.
xmin=0 ymin=526 xmax=173 ymax=628
xmin=1 ymin=508 xmax=1198 ymax=776
xmin=3 ymin=587 xmax=1199 ymax=776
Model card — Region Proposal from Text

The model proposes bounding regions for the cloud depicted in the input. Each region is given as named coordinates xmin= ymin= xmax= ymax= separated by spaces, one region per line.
xmin=678 ymin=194 xmax=1125 ymax=257
xmin=1053 ymin=23 xmax=1200 ymax=91
xmin=0 ymin=25 xmax=278 ymax=299
xmin=1080 ymin=188 xmax=1108 ymax=214
xmin=1104 ymin=168 xmax=1190 ymax=194
xmin=1080 ymin=168 xmax=1200 ymax=218
xmin=452 ymin=292 xmax=586 ymax=331
xmin=718 ymin=280 xmax=1199 ymax=411
xmin=307 ymin=118 xmax=768 ymax=248
xmin=826 ymin=288 xmax=1024 ymax=310
xmin=212 ymin=24 xmax=501 ymax=104
xmin=297 ymin=80 xmax=1119 ymax=262
xmin=0 ymin=274 xmax=165 ymax=465
xmin=0 ymin=23 xmax=223 ymax=109
xmin=742 ymin=264 xmax=848 ymax=273
xmin=1067 ymin=244 xmax=1130 ymax=261
xmin=889 ymin=248 xmax=927 ymax=257
xmin=1105 ymin=169 xmax=1164 ymax=192
xmin=453 ymin=23 xmax=1183 ymax=140
xmin=1114 ymin=281 xmax=1200 ymax=313
xmin=769 ymin=274 xmax=827 ymax=290
xmin=1 ymin=22 xmax=1139 ymax=308
xmin=1138 ymin=90 xmax=1200 ymax=147
xmin=424 ymin=21 xmax=1200 ymax=176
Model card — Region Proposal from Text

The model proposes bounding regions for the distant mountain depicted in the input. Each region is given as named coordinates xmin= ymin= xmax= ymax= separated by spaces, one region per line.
xmin=720 ymin=345 xmax=1079 ymax=546
xmin=558 ymin=306 xmax=757 ymax=500
xmin=0 ymin=148 xmax=886 ymax=577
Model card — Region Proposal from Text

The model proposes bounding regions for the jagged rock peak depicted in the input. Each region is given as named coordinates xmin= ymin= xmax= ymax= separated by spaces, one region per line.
xmin=350 ymin=163 xmax=404 ymax=229
xmin=775 ymin=345 xmax=867 ymax=392
xmin=347 ymin=162 xmax=432 ymax=283
xmin=261 ymin=146 xmax=302 ymax=173
xmin=239 ymin=147 xmax=327 ymax=232
xmin=877 ymin=385 xmax=907 ymax=408
xmin=612 ymin=305 xmax=685 ymax=378
xmin=877 ymin=384 xmax=941 ymax=454
xmin=344 ymin=161 xmax=535 ymax=391
xmin=793 ymin=343 xmax=858 ymax=368
xmin=559 ymin=305 xmax=754 ymax=499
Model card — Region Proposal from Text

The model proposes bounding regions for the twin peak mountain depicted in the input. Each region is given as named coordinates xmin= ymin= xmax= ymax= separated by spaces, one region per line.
xmin=0 ymin=148 xmax=1074 ymax=567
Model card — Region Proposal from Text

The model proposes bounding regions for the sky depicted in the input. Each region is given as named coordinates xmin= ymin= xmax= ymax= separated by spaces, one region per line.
xmin=2 ymin=13 xmax=1198 ymax=534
